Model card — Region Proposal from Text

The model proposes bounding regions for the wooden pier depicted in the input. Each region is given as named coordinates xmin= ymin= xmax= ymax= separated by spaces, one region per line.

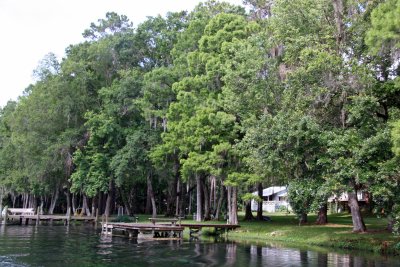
xmin=101 ymin=220 xmax=240 ymax=239
xmin=102 ymin=222 xmax=184 ymax=239
xmin=5 ymin=214 xmax=96 ymax=225
xmin=1 ymin=207 xmax=97 ymax=226
xmin=1 ymin=208 xmax=240 ymax=241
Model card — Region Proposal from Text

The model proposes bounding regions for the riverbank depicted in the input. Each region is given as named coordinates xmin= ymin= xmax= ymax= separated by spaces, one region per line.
xmin=225 ymin=213 xmax=400 ymax=255
xmin=106 ymin=212 xmax=400 ymax=255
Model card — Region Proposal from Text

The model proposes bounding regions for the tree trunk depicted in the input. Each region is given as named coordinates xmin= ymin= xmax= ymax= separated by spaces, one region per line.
xmin=210 ymin=176 xmax=217 ymax=214
xmin=104 ymin=193 xmax=112 ymax=217
xmin=145 ymin=183 xmax=152 ymax=214
xmin=166 ymin=177 xmax=177 ymax=216
xmin=104 ymin=180 xmax=114 ymax=217
xmin=11 ymin=193 xmax=16 ymax=208
xmin=299 ymin=212 xmax=308 ymax=225
xmin=23 ymin=193 xmax=29 ymax=208
xmin=215 ymin=186 xmax=225 ymax=221
xmin=72 ymin=193 xmax=77 ymax=214
xmin=256 ymin=183 xmax=263 ymax=220
xmin=387 ymin=218 xmax=395 ymax=232
xmin=99 ymin=191 xmax=104 ymax=215
xmin=40 ymin=196 xmax=44 ymax=214
xmin=188 ymin=182 xmax=192 ymax=216
xmin=0 ymin=191 xmax=3 ymax=216
xmin=174 ymin=155 xmax=184 ymax=217
xmin=147 ymin=173 xmax=157 ymax=218
xmin=64 ymin=191 xmax=71 ymax=216
xmin=82 ymin=195 xmax=91 ymax=216
xmin=244 ymin=200 xmax=255 ymax=221
xmin=129 ymin=187 xmax=137 ymax=215
xmin=316 ymin=203 xmax=328 ymax=225
xmin=348 ymin=191 xmax=366 ymax=232
xmin=332 ymin=0 xmax=344 ymax=50
xmin=196 ymin=174 xmax=202 ymax=222
xmin=227 ymin=186 xmax=232 ymax=222
xmin=91 ymin=195 xmax=97 ymax=216
xmin=203 ymin=179 xmax=211 ymax=221
xmin=227 ymin=186 xmax=238 ymax=225
xmin=48 ymin=188 xmax=59 ymax=215
xmin=175 ymin=179 xmax=180 ymax=217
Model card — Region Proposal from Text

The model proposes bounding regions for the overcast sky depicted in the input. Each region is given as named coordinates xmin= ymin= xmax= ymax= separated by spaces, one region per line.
xmin=0 ymin=0 xmax=243 ymax=108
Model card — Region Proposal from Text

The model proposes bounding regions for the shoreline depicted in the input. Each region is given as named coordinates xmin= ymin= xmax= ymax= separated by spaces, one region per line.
xmin=220 ymin=213 xmax=400 ymax=256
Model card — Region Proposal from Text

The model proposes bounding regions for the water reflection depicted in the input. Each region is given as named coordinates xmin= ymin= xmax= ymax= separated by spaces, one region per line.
xmin=247 ymin=244 xmax=399 ymax=267
xmin=0 ymin=225 xmax=399 ymax=267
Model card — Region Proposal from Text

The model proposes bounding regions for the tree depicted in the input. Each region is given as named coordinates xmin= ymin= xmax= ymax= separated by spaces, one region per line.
xmin=83 ymin=12 xmax=133 ymax=40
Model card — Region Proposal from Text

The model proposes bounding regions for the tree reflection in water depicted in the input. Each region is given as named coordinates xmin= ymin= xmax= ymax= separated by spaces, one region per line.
xmin=0 ymin=225 xmax=399 ymax=266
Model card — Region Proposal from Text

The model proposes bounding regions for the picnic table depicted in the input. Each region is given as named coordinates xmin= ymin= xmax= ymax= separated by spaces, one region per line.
xmin=148 ymin=217 xmax=180 ymax=226
xmin=7 ymin=208 xmax=35 ymax=215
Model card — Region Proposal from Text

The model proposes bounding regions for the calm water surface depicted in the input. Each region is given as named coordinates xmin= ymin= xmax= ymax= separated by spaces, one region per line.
xmin=0 ymin=224 xmax=399 ymax=266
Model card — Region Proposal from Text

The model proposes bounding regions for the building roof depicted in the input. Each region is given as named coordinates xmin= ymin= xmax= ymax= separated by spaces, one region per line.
xmin=253 ymin=186 xmax=287 ymax=197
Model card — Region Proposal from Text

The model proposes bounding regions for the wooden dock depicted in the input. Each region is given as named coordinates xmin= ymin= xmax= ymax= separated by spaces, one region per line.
xmin=102 ymin=222 xmax=184 ymax=239
xmin=101 ymin=221 xmax=239 ymax=239
xmin=1 ymin=207 xmax=97 ymax=226
xmin=3 ymin=214 xmax=96 ymax=225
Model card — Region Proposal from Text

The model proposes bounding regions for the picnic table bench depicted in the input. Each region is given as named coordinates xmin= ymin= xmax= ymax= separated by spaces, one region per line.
xmin=7 ymin=208 xmax=35 ymax=215
xmin=148 ymin=217 xmax=180 ymax=226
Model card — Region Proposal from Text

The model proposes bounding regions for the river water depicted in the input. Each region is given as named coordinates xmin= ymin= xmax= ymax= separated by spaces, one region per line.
xmin=0 ymin=224 xmax=398 ymax=266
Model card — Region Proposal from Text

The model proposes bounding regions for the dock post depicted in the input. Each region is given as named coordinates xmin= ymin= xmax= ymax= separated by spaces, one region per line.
xmin=36 ymin=208 xmax=40 ymax=226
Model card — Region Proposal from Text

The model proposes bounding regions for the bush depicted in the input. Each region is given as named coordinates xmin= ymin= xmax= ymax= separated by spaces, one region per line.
xmin=391 ymin=204 xmax=400 ymax=235
xmin=113 ymin=215 xmax=134 ymax=223
xmin=276 ymin=205 xmax=287 ymax=212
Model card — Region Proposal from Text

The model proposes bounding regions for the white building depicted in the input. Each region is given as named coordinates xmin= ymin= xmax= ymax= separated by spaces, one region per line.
xmin=251 ymin=186 xmax=290 ymax=213
xmin=251 ymin=186 xmax=368 ymax=213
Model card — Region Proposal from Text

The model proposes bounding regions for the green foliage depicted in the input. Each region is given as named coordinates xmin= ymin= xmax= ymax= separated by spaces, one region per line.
xmin=1 ymin=0 xmax=399 ymax=236
xmin=392 ymin=120 xmax=400 ymax=157
xmin=287 ymin=180 xmax=318 ymax=218
xmin=112 ymin=215 xmax=135 ymax=223
xmin=83 ymin=12 xmax=133 ymax=40
xmin=391 ymin=204 xmax=400 ymax=235
xmin=366 ymin=0 xmax=400 ymax=55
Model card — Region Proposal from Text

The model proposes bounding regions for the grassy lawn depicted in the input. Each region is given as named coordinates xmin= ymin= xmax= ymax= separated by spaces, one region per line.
xmin=226 ymin=213 xmax=400 ymax=254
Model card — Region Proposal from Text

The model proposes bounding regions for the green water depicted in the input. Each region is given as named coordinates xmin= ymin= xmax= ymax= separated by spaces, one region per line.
xmin=0 ymin=224 xmax=399 ymax=266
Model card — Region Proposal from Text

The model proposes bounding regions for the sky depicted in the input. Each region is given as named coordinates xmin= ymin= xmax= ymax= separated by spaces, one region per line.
xmin=0 ymin=0 xmax=243 ymax=108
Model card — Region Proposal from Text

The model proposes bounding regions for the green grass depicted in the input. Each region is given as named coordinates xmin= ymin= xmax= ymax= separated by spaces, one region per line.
xmin=227 ymin=213 xmax=400 ymax=255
